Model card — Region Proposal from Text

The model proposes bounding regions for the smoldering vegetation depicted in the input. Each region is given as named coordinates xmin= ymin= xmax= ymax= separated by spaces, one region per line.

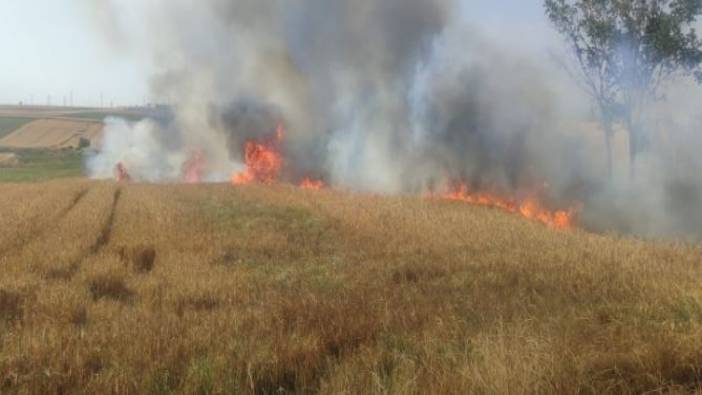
xmin=84 ymin=0 xmax=702 ymax=239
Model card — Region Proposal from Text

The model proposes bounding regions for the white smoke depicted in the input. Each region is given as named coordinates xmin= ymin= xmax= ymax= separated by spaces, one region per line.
xmin=87 ymin=118 xmax=240 ymax=183
xmin=87 ymin=118 xmax=181 ymax=182
xmin=83 ymin=1 xmax=702 ymax=238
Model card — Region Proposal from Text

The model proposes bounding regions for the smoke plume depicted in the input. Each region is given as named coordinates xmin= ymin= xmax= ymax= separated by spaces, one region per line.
xmin=85 ymin=0 xmax=702 ymax=239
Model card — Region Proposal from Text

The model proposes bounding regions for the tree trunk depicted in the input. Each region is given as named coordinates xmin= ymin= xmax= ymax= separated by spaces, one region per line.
xmin=598 ymin=104 xmax=615 ymax=180
xmin=603 ymin=122 xmax=614 ymax=180
xmin=627 ymin=118 xmax=637 ymax=181
xmin=629 ymin=134 xmax=636 ymax=180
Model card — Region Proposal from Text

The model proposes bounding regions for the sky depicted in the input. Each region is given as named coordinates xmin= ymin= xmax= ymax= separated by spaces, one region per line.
xmin=0 ymin=0 xmax=550 ymax=108
xmin=0 ymin=1 xmax=149 ymax=107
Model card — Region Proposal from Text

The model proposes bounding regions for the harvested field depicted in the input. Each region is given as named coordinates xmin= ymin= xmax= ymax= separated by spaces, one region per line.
xmin=0 ymin=106 xmax=133 ymax=119
xmin=0 ymin=117 xmax=34 ymax=139
xmin=0 ymin=119 xmax=102 ymax=149
xmin=0 ymin=153 xmax=19 ymax=167
xmin=0 ymin=107 xmax=79 ymax=119
xmin=1 ymin=180 xmax=702 ymax=393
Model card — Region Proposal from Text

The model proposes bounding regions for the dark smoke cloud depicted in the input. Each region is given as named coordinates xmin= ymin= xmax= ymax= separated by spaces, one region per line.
xmin=86 ymin=0 xmax=702 ymax=239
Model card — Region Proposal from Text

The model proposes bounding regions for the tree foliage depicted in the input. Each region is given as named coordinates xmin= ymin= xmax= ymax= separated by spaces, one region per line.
xmin=545 ymin=0 xmax=702 ymax=177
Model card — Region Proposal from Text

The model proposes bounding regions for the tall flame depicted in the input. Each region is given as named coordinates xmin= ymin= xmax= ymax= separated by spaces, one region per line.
xmin=114 ymin=162 xmax=131 ymax=182
xmin=183 ymin=150 xmax=206 ymax=184
xmin=443 ymin=182 xmax=577 ymax=229
xmin=232 ymin=124 xmax=285 ymax=185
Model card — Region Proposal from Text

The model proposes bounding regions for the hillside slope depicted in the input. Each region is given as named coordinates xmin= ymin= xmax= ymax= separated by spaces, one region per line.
xmin=1 ymin=181 xmax=701 ymax=393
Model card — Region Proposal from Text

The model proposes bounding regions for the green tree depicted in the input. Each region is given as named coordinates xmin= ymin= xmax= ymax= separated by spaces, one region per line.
xmin=78 ymin=137 xmax=91 ymax=150
xmin=544 ymin=0 xmax=702 ymax=179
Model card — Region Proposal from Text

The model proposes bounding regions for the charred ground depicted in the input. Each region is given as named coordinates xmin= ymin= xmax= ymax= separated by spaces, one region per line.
xmin=1 ymin=180 xmax=702 ymax=393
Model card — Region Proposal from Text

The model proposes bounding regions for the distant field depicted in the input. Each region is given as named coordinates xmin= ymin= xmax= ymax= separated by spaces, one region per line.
xmin=67 ymin=111 xmax=147 ymax=123
xmin=0 ymin=117 xmax=34 ymax=139
xmin=0 ymin=107 xmax=155 ymax=152
xmin=0 ymin=119 xmax=103 ymax=150
xmin=0 ymin=148 xmax=83 ymax=182
xmin=0 ymin=106 xmax=101 ymax=120
xmin=0 ymin=181 xmax=701 ymax=393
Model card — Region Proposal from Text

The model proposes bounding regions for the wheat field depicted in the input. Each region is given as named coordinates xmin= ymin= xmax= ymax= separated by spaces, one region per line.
xmin=1 ymin=180 xmax=702 ymax=394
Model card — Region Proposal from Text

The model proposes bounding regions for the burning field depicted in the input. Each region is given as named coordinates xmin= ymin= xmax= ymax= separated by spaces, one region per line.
xmin=82 ymin=0 xmax=702 ymax=239
xmin=5 ymin=0 xmax=702 ymax=393
xmin=1 ymin=180 xmax=702 ymax=393
xmin=101 ymin=120 xmax=580 ymax=231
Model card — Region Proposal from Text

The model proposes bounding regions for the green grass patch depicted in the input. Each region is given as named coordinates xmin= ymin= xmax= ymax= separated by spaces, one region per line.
xmin=198 ymin=195 xmax=341 ymax=265
xmin=201 ymin=197 xmax=324 ymax=233
xmin=0 ymin=117 xmax=34 ymax=139
xmin=0 ymin=148 xmax=84 ymax=182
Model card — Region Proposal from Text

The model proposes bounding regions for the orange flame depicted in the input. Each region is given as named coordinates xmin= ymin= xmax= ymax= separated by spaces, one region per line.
xmin=183 ymin=150 xmax=206 ymax=184
xmin=300 ymin=177 xmax=325 ymax=190
xmin=114 ymin=162 xmax=131 ymax=182
xmin=232 ymin=124 xmax=285 ymax=185
xmin=443 ymin=182 xmax=577 ymax=229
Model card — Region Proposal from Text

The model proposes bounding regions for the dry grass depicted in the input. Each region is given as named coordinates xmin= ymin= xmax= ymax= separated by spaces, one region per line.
xmin=1 ymin=180 xmax=702 ymax=394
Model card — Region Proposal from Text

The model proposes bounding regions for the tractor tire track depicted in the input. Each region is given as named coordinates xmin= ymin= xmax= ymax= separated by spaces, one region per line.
xmin=57 ymin=188 xmax=91 ymax=222
xmin=0 ymin=187 xmax=89 ymax=258
xmin=50 ymin=187 xmax=123 ymax=282
xmin=90 ymin=188 xmax=122 ymax=254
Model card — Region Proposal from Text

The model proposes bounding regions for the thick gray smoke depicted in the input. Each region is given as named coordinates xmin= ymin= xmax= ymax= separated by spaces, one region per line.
xmin=85 ymin=0 xmax=702 ymax=239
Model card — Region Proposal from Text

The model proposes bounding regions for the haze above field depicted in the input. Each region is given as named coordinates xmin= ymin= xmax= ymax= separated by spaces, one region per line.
xmin=2 ymin=1 xmax=702 ymax=238
xmin=0 ymin=1 xmax=148 ymax=106
xmin=0 ymin=0 xmax=548 ymax=107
